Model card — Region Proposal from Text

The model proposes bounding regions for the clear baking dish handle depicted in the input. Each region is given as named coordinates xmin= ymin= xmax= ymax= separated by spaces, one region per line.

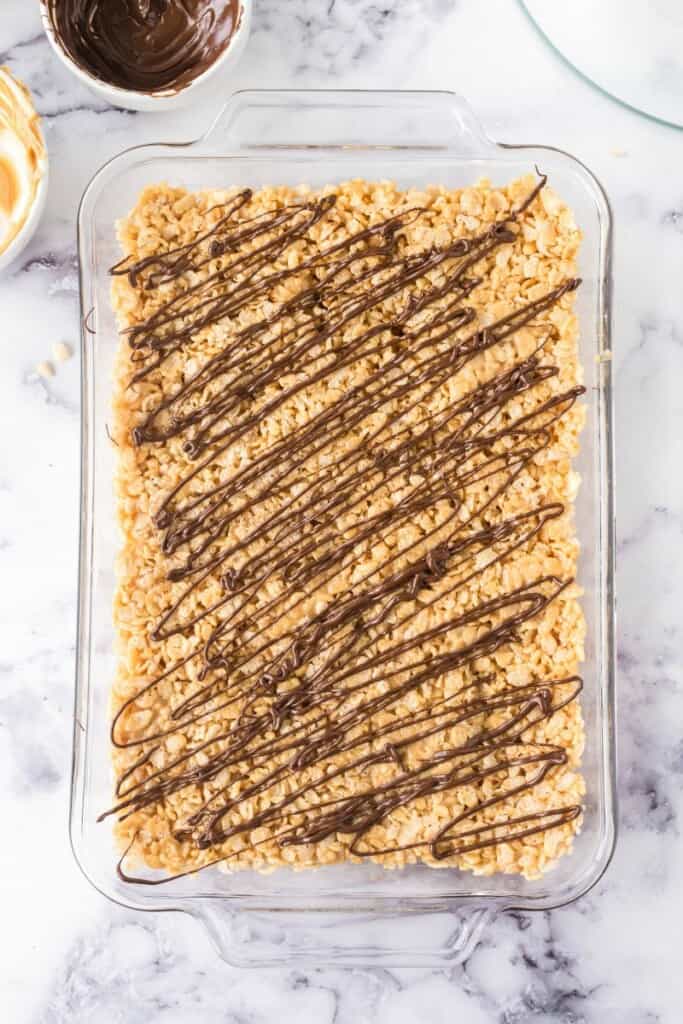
xmin=202 ymin=88 xmax=500 ymax=155
xmin=197 ymin=903 xmax=494 ymax=967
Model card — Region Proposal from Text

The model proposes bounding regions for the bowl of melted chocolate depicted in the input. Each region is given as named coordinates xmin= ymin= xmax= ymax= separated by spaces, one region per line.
xmin=41 ymin=0 xmax=250 ymax=110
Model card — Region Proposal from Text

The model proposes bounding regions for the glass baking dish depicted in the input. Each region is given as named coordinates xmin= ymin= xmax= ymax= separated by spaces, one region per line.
xmin=73 ymin=89 xmax=616 ymax=966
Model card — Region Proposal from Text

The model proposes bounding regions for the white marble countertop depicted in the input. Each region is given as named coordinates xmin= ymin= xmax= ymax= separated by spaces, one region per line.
xmin=1 ymin=1 xmax=682 ymax=1021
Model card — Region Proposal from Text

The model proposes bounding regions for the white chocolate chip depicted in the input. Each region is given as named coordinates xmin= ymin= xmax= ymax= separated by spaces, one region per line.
xmin=53 ymin=341 xmax=73 ymax=362
xmin=36 ymin=360 xmax=54 ymax=378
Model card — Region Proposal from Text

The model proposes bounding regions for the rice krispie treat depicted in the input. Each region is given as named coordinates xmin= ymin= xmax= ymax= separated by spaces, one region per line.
xmin=105 ymin=174 xmax=586 ymax=881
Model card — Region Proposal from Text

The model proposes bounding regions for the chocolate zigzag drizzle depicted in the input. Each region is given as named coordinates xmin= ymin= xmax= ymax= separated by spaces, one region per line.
xmin=105 ymin=176 xmax=585 ymax=881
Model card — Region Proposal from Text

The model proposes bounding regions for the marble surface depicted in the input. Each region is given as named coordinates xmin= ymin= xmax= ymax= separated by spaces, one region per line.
xmin=1 ymin=1 xmax=682 ymax=1021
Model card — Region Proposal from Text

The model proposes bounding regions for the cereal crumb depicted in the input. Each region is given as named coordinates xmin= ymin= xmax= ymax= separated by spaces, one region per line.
xmin=36 ymin=360 xmax=54 ymax=378
xmin=53 ymin=341 xmax=73 ymax=362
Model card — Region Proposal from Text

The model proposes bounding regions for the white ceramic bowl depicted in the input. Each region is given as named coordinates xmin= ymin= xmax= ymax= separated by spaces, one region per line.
xmin=39 ymin=0 xmax=252 ymax=112
xmin=0 ymin=148 xmax=48 ymax=273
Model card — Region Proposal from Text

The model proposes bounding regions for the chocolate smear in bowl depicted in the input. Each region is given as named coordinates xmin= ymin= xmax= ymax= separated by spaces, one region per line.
xmin=46 ymin=0 xmax=242 ymax=94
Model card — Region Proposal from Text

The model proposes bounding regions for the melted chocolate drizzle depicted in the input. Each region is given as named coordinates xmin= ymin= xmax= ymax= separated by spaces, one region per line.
xmin=105 ymin=176 xmax=585 ymax=881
